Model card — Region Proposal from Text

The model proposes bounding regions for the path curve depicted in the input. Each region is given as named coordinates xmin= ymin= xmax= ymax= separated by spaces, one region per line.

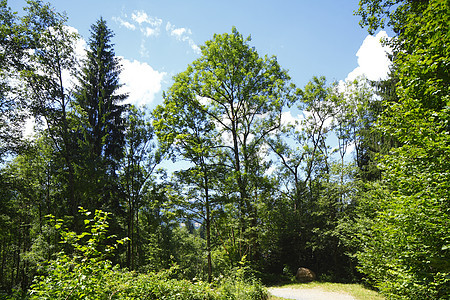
xmin=269 ymin=287 xmax=356 ymax=300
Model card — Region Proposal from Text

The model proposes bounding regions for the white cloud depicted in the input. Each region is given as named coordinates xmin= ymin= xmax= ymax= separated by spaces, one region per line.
xmin=166 ymin=22 xmax=201 ymax=54
xmin=166 ymin=22 xmax=189 ymax=40
xmin=131 ymin=11 xmax=148 ymax=24
xmin=119 ymin=58 xmax=166 ymax=106
xmin=61 ymin=26 xmax=87 ymax=61
xmin=113 ymin=12 xmax=200 ymax=54
xmin=139 ymin=41 xmax=149 ymax=57
xmin=60 ymin=26 xmax=87 ymax=89
xmin=196 ymin=95 xmax=210 ymax=106
xmin=346 ymin=31 xmax=392 ymax=81
xmin=115 ymin=11 xmax=162 ymax=37
xmin=112 ymin=16 xmax=136 ymax=30
xmin=143 ymin=27 xmax=158 ymax=37
xmin=281 ymin=111 xmax=303 ymax=130
xmin=131 ymin=11 xmax=162 ymax=27
xmin=172 ymin=27 xmax=189 ymax=38
xmin=165 ymin=22 xmax=174 ymax=32
xmin=72 ymin=30 xmax=87 ymax=66
xmin=23 ymin=116 xmax=36 ymax=138
xmin=265 ymin=164 xmax=277 ymax=176
xmin=189 ymin=40 xmax=201 ymax=54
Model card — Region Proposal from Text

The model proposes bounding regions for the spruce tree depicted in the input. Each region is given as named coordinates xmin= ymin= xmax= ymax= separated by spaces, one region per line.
xmin=74 ymin=18 xmax=127 ymax=211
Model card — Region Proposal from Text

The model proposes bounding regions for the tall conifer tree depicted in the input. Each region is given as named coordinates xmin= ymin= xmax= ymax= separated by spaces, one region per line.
xmin=74 ymin=18 xmax=127 ymax=211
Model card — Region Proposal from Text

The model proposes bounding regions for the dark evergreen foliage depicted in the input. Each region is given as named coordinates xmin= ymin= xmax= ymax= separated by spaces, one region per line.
xmin=73 ymin=17 xmax=128 ymax=213
xmin=75 ymin=18 xmax=127 ymax=171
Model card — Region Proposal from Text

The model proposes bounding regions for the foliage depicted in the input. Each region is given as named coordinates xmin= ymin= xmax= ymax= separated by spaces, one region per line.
xmin=153 ymin=26 xmax=298 ymax=279
xmin=74 ymin=17 xmax=128 ymax=171
xmin=355 ymin=0 xmax=450 ymax=298
xmin=120 ymin=105 xmax=161 ymax=270
xmin=355 ymin=0 xmax=427 ymax=35
xmin=5 ymin=0 xmax=449 ymax=297
xmin=215 ymin=276 xmax=268 ymax=300
xmin=18 ymin=0 xmax=81 ymax=218
xmin=27 ymin=207 xmax=267 ymax=300
xmin=29 ymin=208 xmax=126 ymax=299
xmin=0 ymin=0 xmax=28 ymax=160
xmin=73 ymin=17 xmax=128 ymax=215
xmin=262 ymin=76 xmax=373 ymax=282
xmin=0 ymin=134 xmax=63 ymax=292
xmin=153 ymin=74 xmax=219 ymax=281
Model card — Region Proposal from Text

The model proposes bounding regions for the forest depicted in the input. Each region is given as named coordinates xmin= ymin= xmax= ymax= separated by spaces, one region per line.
xmin=0 ymin=0 xmax=448 ymax=299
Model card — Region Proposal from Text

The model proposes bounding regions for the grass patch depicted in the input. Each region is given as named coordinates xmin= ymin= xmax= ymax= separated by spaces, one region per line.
xmin=269 ymin=296 xmax=288 ymax=300
xmin=268 ymin=282 xmax=384 ymax=300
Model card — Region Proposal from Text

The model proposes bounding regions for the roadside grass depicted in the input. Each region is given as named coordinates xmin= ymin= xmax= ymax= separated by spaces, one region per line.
xmin=268 ymin=282 xmax=385 ymax=300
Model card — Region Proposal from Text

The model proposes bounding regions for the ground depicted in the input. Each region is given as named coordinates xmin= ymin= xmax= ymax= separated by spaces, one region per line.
xmin=267 ymin=282 xmax=384 ymax=300
xmin=269 ymin=287 xmax=356 ymax=300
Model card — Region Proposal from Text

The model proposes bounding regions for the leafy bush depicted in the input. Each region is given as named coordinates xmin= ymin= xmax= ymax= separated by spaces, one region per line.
xmin=28 ymin=208 xmax=128 ymax=299
xmin=26 ymin=208 xmax=268 ymax=300
xmin=213 ymin=257 xmax=269 ymax=300
xmin=214 ymin=277 xmax=268 ymax=300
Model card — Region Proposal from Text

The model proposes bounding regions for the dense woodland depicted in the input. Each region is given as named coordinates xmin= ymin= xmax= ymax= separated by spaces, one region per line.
xmin=0 ymin=0 xmax=449 ymax=299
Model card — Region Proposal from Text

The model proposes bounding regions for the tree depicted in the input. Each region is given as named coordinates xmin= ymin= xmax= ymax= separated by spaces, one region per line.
xmin=74 ymin=17 xmax=128 ymax=212
xmin=269 ymin=76 xmax=335 ymax=211
xmin=0 ymin=0 xmax=83 ymax=292
xmin=163 ymin=27 xmax=297 ymax=264
xmin=355 ymin=0 xmax=450 ymax=298
xmin=0 ymin=130 xmax=73 ymax=292
xmin=19 ymin=0 xmax=79 ymax=218
xmin=333 ymin=76 xmax=385 ymax=182
xmin=121 ymin=105 xmax=161 ymax=270
xmin=266 ymin=76 xmax=369 ymax=280
xmin=0 ymin=5 xmax=31 ymax=288
xmin=263 ymin=77 xmax=333 ymax=273
xmin=356 ymin=0 xmax=425 ymax=35
xmin=0 ymin=0 xmax=28 ymax=161
xmin=153 ymin=81 xmax=222 ymax=282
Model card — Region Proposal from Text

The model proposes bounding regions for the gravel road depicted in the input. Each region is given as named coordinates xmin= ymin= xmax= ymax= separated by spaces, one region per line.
xmin=269 ymin=287 xmax=356 ymax=300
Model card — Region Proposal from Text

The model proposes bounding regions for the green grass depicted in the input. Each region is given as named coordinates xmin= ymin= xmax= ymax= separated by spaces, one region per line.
xmin=268 ymin=282 xmax=385 ymax=300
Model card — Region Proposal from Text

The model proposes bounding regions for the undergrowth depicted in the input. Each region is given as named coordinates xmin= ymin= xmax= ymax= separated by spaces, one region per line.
xmin=4 ymin=208 xmax=268 ymax=300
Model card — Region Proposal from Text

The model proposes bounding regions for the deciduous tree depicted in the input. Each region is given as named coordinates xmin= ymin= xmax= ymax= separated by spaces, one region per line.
xmin=121 ymin=105 xmax=160 ymax=270
xmin=355 ymin=0 xmax=450 ymax=298
xmin=153 ymin=79 xmax=222 ymax=282
xmin=20 ymin=0 xmax=79 ymax=217
xmin=162 ymin=27 xmax=297 ymax=263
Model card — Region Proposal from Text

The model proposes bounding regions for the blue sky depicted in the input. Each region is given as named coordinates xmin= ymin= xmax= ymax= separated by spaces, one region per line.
xmin=11 ymin=0 xmax=391 ymax=110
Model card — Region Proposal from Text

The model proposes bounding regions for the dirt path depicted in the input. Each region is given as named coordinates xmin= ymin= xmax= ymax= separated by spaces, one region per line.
xmin=269 ymin=287 xmax=356 ymax=300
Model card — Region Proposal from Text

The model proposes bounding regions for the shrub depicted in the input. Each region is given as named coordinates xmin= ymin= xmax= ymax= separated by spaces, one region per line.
xmin=27 ymin=208 xmax=268 ymax=300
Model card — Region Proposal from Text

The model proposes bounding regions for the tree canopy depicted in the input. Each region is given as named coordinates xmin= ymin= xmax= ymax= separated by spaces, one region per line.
xmin=0 ymin=0 xmax=448 ymax=299
xmin=353 ymin=0 xmax=450 ymax=298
